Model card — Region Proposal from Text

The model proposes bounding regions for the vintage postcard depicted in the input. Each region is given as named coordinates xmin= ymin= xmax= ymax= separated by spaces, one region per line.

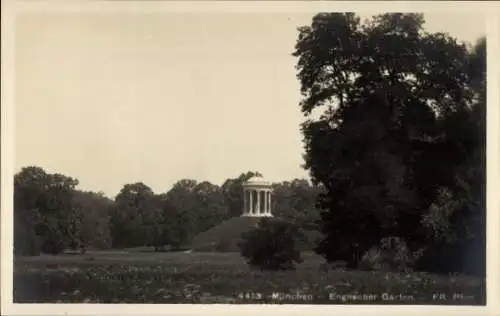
xmin=1 ymin=1 xmax=499 ymax=315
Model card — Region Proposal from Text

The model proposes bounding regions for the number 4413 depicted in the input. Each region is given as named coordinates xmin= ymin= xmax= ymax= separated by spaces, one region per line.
xmin=237 ymin=292 xmax=263 ymax=300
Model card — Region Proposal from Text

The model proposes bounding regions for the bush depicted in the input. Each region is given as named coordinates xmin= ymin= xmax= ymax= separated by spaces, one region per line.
xmin=238 ymin=218 xmax=303 ymax=271
xmin=359 ymin=236 xmax=415 ymax=272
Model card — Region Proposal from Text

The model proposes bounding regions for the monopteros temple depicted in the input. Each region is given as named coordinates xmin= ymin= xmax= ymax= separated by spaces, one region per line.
xmin=241 ymin=175 xmax=273 ymax=217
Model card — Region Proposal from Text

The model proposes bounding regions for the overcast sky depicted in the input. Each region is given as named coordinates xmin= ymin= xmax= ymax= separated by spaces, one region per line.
xmin=14 ymin=12 xmax=485 ymax=197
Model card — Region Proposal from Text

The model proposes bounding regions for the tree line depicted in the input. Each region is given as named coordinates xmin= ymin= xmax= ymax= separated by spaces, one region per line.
xmin=14 ymin=168 xmax=322 ymax=255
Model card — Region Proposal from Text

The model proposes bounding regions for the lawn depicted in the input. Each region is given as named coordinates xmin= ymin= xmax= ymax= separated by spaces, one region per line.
xmin=13 ymin=251 xmax=485 ymax=304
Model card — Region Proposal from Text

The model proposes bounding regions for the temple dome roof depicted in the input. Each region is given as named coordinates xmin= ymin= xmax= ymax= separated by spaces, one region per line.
xmin=243 ymin=175 xmax=271 ymax=187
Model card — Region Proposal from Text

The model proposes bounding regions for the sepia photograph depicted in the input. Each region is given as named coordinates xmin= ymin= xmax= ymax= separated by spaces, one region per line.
xmin=1 ymin=0 xmax=499 ymax=314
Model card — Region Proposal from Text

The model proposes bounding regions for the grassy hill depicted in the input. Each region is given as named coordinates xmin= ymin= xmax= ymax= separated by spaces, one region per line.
xmin=191 ymin=216 xmax=323 ymax=252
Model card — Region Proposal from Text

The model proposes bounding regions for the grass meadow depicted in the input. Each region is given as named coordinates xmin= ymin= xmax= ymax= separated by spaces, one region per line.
xmin=13 ymin=250 xmax=485 ymax=304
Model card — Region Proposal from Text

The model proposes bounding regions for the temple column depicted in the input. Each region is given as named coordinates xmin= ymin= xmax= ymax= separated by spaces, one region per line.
xmin=263 ymin=190 xmax=266 ymax=214
xmin=263 ymin=190 xmax=267 ymax=215
xmin=268 ymin=191 xmax=272 ymax=215
xmin=263 ymin=190 xmax=267 ymax=214
xmin=264 ymin=190 xmax=267 ymax=215
xmin=256 ymin=190 xmax=261 ymax=215
xmin=265 ymin=190 xmax=269 ymax=214
xmin=260 ymin=190 xmax=264 ymax=215
xmin=243 ymin=189 xmax=247 ymax=215
xmin=262 ymin=190 xmax=265 ymax=215
xmin=249 ymin=190 xmax=253 ymax=214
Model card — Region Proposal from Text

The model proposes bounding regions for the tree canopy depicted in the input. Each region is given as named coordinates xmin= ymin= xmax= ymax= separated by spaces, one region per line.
xmin=293 ymin=13 xmax=485 ymax=275
xmin=14 ymin=166 xmax=321 ymax=255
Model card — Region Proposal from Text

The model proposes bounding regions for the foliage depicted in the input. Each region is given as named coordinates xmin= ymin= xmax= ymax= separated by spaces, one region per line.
xmin=293 ymin=13 xmax=485 ymax=274
xmin=163 ymin=179 xmax=203 ymax=247
xmin=239 ymin=218 xmax=303 ymax=271
xmin=14 ymin=166 xmax=82 ymax=255
xmin=414 ymin=37 xmax=485 ymax=277
xmin=359 ymin=237 xmax=417 ymax=272
xmin=193 ymin=181 xmax=229 ymax=233
xmin=72 ymin=191 xmax=113 ymax=249
xmin=271 ymin=179 xmax=323 ymax=231
xmin=109 ymin=182 xmax=157 ymax=248
xmin=160 ymin=195 xmax=195 ymax=249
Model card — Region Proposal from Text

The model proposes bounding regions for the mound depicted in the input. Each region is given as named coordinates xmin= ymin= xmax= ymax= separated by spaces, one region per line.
xmin=192 ymin=216 xmax=323 ymax=252
xmin=191 ymin=216 xmax=263 ymax=252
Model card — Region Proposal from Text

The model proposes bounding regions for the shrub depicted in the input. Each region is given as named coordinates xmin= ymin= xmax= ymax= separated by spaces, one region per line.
xmin=359 ymin=236 xmax=415 ymax=272
xmin=238 ymin=218 xmax=303 ymax=271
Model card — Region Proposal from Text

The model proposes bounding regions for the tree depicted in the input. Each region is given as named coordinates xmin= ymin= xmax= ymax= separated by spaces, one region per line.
xmin=14 ymin=166 xmax=82 ymax=255
xmin=72 ymin=190 xmax=113 ymax=249
xmin=14 ymin=166 xmax=47 ymax=255
xmin=110 ymin=182 xmax=156 ymax=248
xmin=270 ymin=179 xmax=324 ymax=250
xmin=193 ymin=181 xmax=229 ymax=232
xmin=272 ymin=179 xmax=322 ymax=230
xmin=293 ymin=13 xmax=481 ymax=270
xmin=239 ymin=218 xmax=303 ymax=271
xmin=416 ymin=37 xmax=486 ymax=276
xmin=163 ymin=179 xmax=200 ymax=248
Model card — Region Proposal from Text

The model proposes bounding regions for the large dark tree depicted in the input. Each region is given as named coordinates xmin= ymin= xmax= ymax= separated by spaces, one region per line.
xmin=418 ymin=37 xmax=486 ymax=275
xmin=160 ymin=179 xmax=229 ymax=248
xmin=293 ymin=13 xmax=484 ymax=272
xmin=163 ymin=179 xmax=200 ymax=248
xmin=72 ymin=190 xmax=113 ymax=249
xmin=110 ymin=182 xmax=157 ymax=248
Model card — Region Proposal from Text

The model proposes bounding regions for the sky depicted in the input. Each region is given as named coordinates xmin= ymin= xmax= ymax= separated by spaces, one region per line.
xmin=14 ymin=12 xmax=486 ymax=198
